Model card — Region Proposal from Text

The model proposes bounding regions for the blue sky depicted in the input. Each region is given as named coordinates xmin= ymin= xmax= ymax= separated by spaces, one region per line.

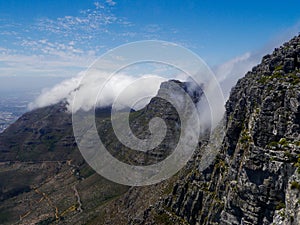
xmin=0 ymin=0 xmax=300 ymax=80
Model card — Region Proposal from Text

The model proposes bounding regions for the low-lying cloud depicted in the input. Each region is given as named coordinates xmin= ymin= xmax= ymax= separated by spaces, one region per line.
xmin=27 ymin=51 xmax=260 ymax=128
xmin=28 ymin=71 xmax=168 ymax=112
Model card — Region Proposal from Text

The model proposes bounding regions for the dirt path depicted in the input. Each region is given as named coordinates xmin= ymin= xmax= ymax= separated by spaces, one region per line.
xmin=73 ymin=184 xmax=83 ymax=213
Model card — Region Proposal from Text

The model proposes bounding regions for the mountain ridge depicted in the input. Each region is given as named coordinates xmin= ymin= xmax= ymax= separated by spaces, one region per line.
xmin=0 ymin=80 xmax=203 ymax=224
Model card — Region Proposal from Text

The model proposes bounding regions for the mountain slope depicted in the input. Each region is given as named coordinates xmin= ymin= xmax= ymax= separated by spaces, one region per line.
xmin=0 ymin=80 xmax=203 ymax=224
xmin=84 ymin=35 xmax=300 ymax=225
xmin=130 ymin=35 xmax=300 ymax=225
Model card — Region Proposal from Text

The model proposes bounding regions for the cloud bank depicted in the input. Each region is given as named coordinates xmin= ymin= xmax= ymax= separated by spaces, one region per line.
xmin=28 ymin=71 xmax=168 ymax=113
xmin=214 ymin=22 xmax=300 ymax=99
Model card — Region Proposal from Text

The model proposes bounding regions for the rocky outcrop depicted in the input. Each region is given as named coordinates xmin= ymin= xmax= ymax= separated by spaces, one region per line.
xmin=135 ymin=35 xmax=300 ymax=225
xmin=98 ymin=79 xmax=204 ymax=166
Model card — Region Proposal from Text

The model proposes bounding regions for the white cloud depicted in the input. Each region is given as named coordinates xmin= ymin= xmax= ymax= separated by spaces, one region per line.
xmin=28 ymin=67 xmax=222 ymax=132
xmin=0 ymin=50 xmax=96 ymax=77
xmin=214 ymin=52 xmax=258 ymax=99
xmin=0 ymin=0 xmax=190 ymax=80
xmin=143 ymin=24 xmax=162 ymax=33
xmin=28 ymin=74 xmax=82 ymax=109
xmin=28 ymin=22 xmax=298 ymax=114
xmin=28 ymin=71 xmax=168 ymax=112
xmin=105 ymin=0 xmax=117 ymax=6
xmin=213 ymin=22 xmax=300 ymax=100
xmin=36 ymin=1 xmax=123 ymax=41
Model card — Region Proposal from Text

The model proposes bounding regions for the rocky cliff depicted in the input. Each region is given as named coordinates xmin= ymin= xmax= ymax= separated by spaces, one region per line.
xmin=130 ymin=35 xmax=300 ymax=225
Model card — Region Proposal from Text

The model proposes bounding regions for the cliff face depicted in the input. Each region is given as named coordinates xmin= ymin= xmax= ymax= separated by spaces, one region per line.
xmin=218 ymin=36 xmax=300 ymax=225
xmin=135 ymin=35 xmax=300 ymax=225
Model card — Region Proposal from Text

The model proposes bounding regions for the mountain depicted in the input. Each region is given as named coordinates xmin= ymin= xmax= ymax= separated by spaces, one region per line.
xmin=0 ymin=35 xmax=299 ymax=225
xmin=85 ymin=35 xmax=300 ymax=224
xmin=123 ymin=35 xmax=300 ymax=224
xmin=0 ymin=80 xmax=203 ymax=224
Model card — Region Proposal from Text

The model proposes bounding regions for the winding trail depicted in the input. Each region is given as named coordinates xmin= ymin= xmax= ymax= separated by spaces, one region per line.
xmin=34 ymin=188 xmax=59 ymax=220
xmin=73 ymin=184 xmax=83 ymax=213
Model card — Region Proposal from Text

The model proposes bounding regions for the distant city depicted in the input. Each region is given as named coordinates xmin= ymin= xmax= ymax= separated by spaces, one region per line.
xmin=0 ymin=76 xmax=65 ymax=133
xmin=0 ymin=91 xmax=38 ymax=133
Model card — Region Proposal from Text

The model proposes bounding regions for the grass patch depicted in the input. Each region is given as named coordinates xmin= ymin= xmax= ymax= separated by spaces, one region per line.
xmin=279 ymin=138 xmax=287 ymax=146
xmin=0 ymin=210 xmax=11 ymax=224
xmin=291 ymin=181 xmax=300 ymax=191
xmin=154 ymin=212 xmax=173 ymax=225
xmin=258 ymin=71 xmax=299 ymax=85
xmin=36 ymin=217 xmax=56 ymax=225
xmin=275 ymin=201 xmax=286 ymax=210
xmin=294 ymin=155 xmax=300 ymax=173
xmin=274 ymin=65 xmax=283 ymax=71
xmin=267 ymin=141 xmax=278 ymax=148
xmin=80 ymin=165 xmax=95 ymax=178
xmin=240 ymin=130 xmax=251 ymax=144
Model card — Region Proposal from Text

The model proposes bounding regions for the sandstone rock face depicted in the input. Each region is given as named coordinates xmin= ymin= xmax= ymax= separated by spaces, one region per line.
xmin=137 ymin=35 xmax=300 ymax=225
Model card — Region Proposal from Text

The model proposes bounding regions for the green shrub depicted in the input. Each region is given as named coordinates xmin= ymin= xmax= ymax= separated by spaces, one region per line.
xmin=267 ymin=141 xmax=278 ymax=148
xmin=294 ymin=155 xmax=300 ymax=173
xmin=276 ymin=201 xmax=286 ymax=210
xmin=154 ymin=212 xmax=173 ymax=225
xmin=279 ymin=138 xmax=287 ymax=145
xmin=240 ymin=130 xmax=251 ymax=144
xmin=291 ymin=181 xmax=300 ymax=191
xmin=274 ymin=65 xmax=283 ymax=71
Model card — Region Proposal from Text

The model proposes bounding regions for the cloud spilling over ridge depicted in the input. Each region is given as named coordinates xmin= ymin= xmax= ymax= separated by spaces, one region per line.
xmin=214 ymin=25 xmax=300 ymax=100
xmin=28 ymin=52 xmax=258 ymax=127
xmin=28 ymin=71 xmax=168 ymax=112
xmin=28 ymin=73 xmax=81 ymax=111
xmin=28 ymin=69 xmax=226 ymax=132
